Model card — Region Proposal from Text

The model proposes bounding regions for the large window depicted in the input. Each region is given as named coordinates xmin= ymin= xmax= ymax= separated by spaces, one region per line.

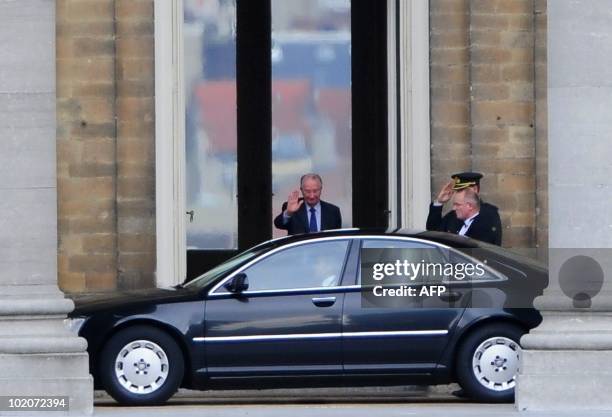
xmin=184 ymin=0 xmax=238 ymax=250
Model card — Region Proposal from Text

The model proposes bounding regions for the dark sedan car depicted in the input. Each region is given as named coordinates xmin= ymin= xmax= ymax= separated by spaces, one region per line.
xmin=67 ymin=229 xmax=547 ymax=406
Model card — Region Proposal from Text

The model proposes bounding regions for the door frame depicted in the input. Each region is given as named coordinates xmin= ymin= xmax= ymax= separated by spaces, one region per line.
xmin=154 ymin=0 xmax=430 ymax=287
xmin=155 ymin=0 xmax=186 ymax=287
xmin=400 ymin=0 xmax=431 ymax=230
xmin=186 ymin=0 xmax=272 ymax=282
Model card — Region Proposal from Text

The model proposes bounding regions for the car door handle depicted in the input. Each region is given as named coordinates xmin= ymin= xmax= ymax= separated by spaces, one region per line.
xmin=312 ymin=297 xmax=336 ymax=307
xmin=439 ymin=291 xmax=462 ymax=303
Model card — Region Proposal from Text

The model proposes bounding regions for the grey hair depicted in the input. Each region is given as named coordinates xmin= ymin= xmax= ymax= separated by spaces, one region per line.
xmin=461 ymin=187 xmax=481 ymax=209
xmin=300 ymin=173 xmax=323 ymax=189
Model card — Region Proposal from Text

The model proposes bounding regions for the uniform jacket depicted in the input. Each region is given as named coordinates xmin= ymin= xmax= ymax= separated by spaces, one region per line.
xmin=426 ymin=202 xmax=502 ymax=245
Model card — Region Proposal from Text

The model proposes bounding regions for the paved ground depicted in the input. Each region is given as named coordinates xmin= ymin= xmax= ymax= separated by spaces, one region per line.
xmin=93 ymin=402 xmax=612 ymax=417
xmin=88 ymin=387 xmax=612 ymax=417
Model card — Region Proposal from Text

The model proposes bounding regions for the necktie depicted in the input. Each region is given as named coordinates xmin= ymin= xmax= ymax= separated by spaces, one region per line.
xmin=457 ymin=221 xmax=466 ymax=235
xmin=309 ymin=207 xmax=317 ymax=233
xmin=459 ymin=219 xmax=471 ymax=235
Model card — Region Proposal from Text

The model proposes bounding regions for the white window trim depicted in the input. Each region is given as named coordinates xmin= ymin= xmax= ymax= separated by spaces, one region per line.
xmin=398 ymin=0 xmax=431 ymax=229
xmin=155 ymin=0 xmax=431 ymax=286
xmin=155 ymin=0 xmax=186 ymax=287
xmin=387 ymin=0 xmax=399 ymax=229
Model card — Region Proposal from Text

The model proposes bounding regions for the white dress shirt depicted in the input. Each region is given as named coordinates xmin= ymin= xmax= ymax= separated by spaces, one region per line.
xmin=458 ymin=212 xmax=479 ymax=236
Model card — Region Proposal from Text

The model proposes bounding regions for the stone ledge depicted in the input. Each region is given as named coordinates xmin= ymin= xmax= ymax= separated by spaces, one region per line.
xmin=521 ymin=349 xmax=612 ymax=374
xmin=0 ymin=336 xmax=87 ymax=354
xmin=0 ymin=298 xmax=74 ymax=316
xmin=0 ymin=353 xmax=89 ymax=377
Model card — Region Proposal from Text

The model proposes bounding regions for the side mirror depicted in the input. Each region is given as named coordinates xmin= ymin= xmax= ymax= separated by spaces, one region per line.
xmin=224 ymin=273 xmax=249 ymax=293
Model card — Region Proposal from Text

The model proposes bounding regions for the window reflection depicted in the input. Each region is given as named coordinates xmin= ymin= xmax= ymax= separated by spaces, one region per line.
xmin=243 ymin=240 xmax=350 ymax=291
xmin=184 ymin=0 xmax=238 ymax=249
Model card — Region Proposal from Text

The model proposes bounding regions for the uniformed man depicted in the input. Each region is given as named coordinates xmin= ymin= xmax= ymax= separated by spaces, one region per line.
xmin=426 ymin=172 xmax=502 ymax=245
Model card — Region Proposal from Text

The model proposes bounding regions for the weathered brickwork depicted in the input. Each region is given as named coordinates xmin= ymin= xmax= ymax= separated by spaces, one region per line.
xmin=57 ymin=0 xmax=155 ymax=292
xmin=115 ymin=0 xmax=156 ymax=290
xmin=471 ymin=0 xmax=536 ymax=248
xmin=430 ymin=0 xmax=547 ymax=251
xmin=430 ymin=0 xmax=472 ymax=190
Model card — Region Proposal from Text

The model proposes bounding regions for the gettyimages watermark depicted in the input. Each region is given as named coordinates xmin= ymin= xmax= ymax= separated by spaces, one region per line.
xmin=359 ymin=247 xmax=609 ymax=309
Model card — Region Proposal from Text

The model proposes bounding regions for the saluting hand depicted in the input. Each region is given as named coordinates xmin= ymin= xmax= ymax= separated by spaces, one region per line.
xmin=436 ymin=180 xmax=455 ymax=204
xmin=286 ymin=190 xmax=303 ymax=216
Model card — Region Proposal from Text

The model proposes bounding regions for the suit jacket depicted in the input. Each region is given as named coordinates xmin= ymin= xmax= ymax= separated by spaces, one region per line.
xmin=274 ymin=200 xmax=342 ymax=235
xmin=426 ymin=201 xmax=502 ymax=245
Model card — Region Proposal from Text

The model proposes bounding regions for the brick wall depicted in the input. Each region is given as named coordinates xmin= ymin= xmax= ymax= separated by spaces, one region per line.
xmin=430 ymin=0 xmax=471 ymax=187
xmin=115 ymin=1 xmax=156 ymax=290
xmin=57 ymin=0 xmax=155 ymax=292
xmin=430 ymin=0 xmax=547 ymax=251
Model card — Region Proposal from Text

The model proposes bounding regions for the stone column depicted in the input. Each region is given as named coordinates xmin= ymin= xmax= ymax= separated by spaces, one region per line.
xmin=0 ymin=0 xmax=93 ymax=414
xmin=516 ymin=0 xmax=612 ymax=411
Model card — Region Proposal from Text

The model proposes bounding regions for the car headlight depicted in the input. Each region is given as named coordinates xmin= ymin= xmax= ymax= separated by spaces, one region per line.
xmin=64 ymin=317 xmax=87 ymax=335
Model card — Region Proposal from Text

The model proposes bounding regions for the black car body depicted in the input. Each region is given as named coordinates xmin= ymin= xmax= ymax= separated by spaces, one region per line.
xmin=69 ymin=229 xmax=547 ymax=405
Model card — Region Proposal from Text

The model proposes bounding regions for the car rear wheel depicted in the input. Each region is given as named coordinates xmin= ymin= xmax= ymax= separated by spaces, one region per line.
xmin=99 ymin=326 xmax=184 ymax=405
xmin=456 ymin=323 xmax=524 ymax=403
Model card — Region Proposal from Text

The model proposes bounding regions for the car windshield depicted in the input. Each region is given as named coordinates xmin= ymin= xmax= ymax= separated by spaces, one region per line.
xmin=184 ymin=247 xmax=267 ymax=289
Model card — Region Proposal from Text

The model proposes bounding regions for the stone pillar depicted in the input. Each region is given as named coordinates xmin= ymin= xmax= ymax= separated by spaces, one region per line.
xmin=0 ymin=0 xmax=93 ymax=414
xmin=516 ymin=0 xmax=612 ymax=411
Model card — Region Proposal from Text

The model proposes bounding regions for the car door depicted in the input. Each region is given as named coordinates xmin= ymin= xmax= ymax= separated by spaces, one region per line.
xmin=203 ymin=238 xmax=352 ymax=377
xmin=342 ymin=237 xmax=466 ymax=375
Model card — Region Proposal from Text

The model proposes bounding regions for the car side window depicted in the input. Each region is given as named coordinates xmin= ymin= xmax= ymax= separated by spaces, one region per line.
xmin=359 ymin=239 xmax=447 ymax=284
xmin=359 ymin=239 xmax=503 ymax=284
xmin=448 ymin=250 xmax=504 ymax=282
xmin=231 ymin=240 xmax=350 ymax=292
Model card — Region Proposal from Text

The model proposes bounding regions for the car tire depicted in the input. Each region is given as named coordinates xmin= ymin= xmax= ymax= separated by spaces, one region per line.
xmin=99 ymin=325 xmax=184 ymax=406
xmin=455 ymin=323 xmax=525 ymax=403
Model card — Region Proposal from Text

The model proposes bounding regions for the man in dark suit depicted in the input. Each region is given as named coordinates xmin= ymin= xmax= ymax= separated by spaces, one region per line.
xmin=450 ymin=188 xmax=501 ymax=244
xmin=426 ymin=172 xmax=502 ymax=245
xmin=274 ymin=173 xmax=342 ymax=235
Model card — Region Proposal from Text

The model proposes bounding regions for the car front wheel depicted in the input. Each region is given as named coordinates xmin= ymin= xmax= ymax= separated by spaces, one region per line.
xmin=99 ymin=326 xmax=184 ymax=405
xmin=456 ymin=323 xmax=524 ymax=403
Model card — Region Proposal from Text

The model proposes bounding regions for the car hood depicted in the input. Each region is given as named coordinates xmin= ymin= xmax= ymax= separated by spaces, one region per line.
xmin=70 ymin=287 xmax=200 ymax=316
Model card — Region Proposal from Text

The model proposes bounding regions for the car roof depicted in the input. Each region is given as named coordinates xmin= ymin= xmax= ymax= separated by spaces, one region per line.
xmin=256 ymin=229 xmax=547 ymax=272
xmin=259 ymin=228 xmax=482 ymax=250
